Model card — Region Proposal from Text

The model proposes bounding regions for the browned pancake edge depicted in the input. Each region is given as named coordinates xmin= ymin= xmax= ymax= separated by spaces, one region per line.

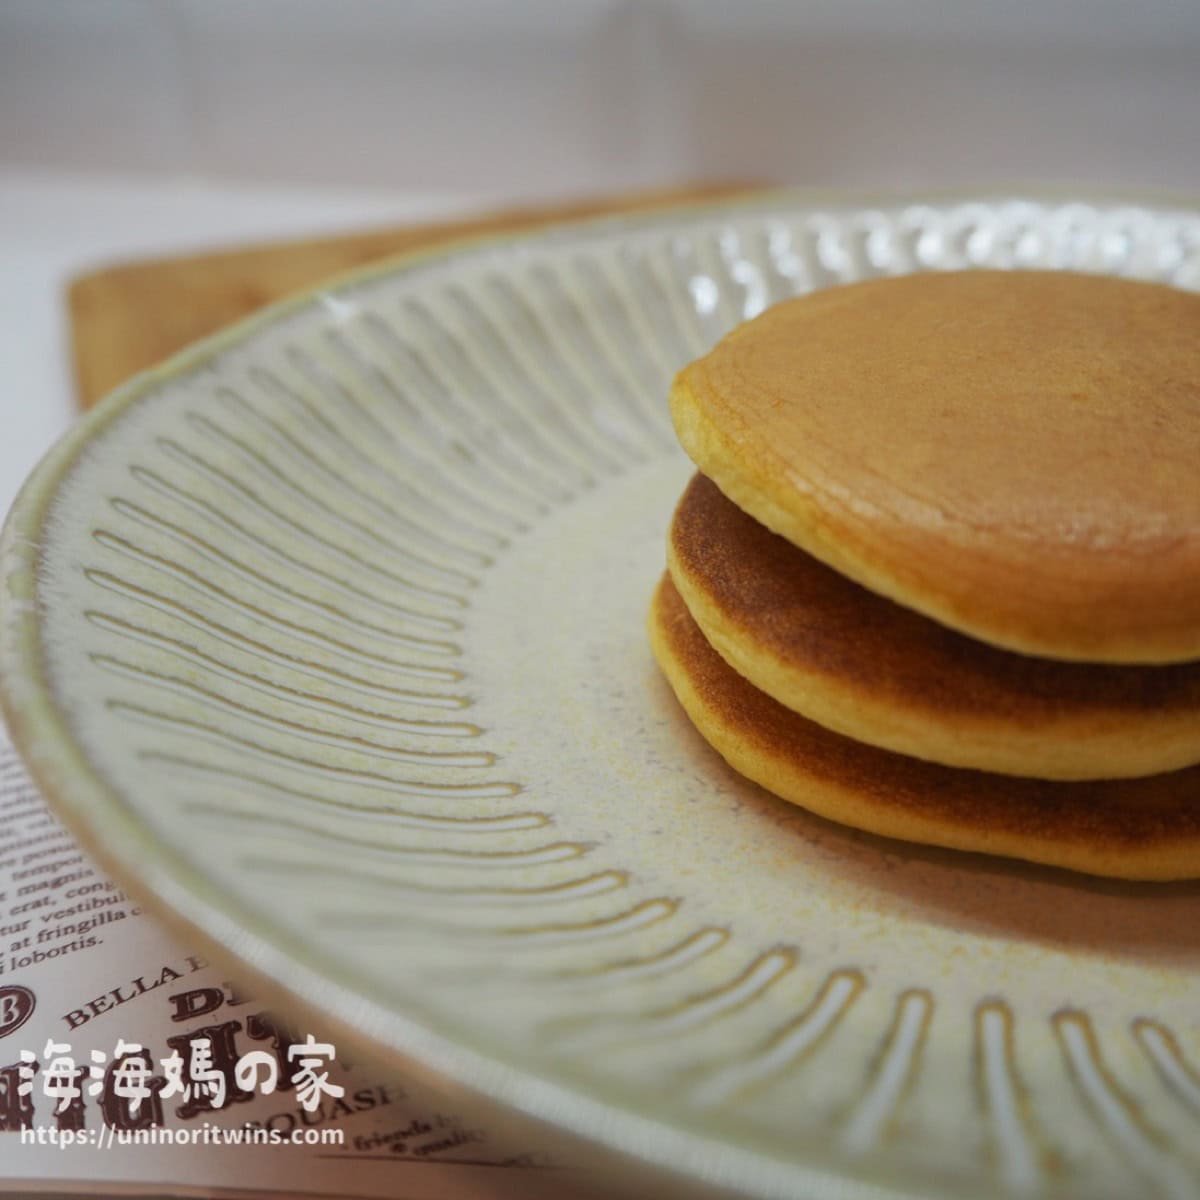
xmin=648 ymin=571 xmax=1200 ymax=881
xmin=667 ymin=472 xmax=1200 ymax=779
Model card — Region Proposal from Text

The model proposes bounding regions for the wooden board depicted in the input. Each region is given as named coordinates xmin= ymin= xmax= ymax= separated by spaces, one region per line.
xmin=68 ymin=182 xmax=760 ymax=409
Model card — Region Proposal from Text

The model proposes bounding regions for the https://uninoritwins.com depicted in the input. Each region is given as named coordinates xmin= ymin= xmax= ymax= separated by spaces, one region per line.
xmin=21 ymin=1123 xmax=344 ymax=1148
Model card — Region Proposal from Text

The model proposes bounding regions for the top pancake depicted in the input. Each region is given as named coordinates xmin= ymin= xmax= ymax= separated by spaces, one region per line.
xmin=670 ymin=270 xmax=1200 ymax=664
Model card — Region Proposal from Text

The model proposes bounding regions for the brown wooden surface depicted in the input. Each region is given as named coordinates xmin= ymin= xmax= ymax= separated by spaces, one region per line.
xmin=68 ymin=182 xmax=760 ymax=409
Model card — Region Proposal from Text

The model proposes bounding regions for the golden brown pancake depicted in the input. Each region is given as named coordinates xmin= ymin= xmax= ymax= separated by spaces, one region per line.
xmin=648 ymin=573 xmax=1200 ymax=881
xmin=669 ymin=473 xmax=1200 ymax=780
xmin=670 ymin=270 xmax=1200 ymax=664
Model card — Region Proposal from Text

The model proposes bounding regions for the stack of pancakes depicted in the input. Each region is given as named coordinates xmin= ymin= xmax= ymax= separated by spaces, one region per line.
xmin=648 ymin=270 xmax=1200 ymax=881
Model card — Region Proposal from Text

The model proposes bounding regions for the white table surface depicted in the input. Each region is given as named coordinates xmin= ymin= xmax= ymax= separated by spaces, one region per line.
xmin=0 ymin=168 xmax=504 ymax=518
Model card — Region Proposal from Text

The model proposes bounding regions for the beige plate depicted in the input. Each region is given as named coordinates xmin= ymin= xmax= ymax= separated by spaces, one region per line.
xmin=4 ymin=193 xmax=1200 ymax=1200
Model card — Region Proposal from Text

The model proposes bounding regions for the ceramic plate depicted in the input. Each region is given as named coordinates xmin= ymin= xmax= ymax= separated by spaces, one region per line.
xmin=4 ymin=194 xmax=1200 ymax=1200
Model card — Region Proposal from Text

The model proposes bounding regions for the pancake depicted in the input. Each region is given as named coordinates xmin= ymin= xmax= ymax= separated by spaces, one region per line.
xmin=669 ymin=270 xmax=1200 ymax=664
xmin=647 ymin=572 xmax=1200 ymax=881
xmin=669 ymin=473 xmax=1200 ymax=780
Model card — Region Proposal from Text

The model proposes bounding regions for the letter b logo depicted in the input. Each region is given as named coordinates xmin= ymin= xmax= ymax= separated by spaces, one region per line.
xmin=0 ymin=987 xmax=35 ymax=1039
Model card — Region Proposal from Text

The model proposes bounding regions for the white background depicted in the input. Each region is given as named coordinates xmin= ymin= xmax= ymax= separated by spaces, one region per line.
xmin=3 ymin=0 xmax=1200 ymax=508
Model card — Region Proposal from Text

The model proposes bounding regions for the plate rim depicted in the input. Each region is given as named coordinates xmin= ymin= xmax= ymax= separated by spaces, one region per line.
xmin=4 ymin=186 xmax=1198 ymax=1200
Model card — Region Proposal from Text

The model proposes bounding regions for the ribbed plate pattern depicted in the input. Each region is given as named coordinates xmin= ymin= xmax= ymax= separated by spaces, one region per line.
xmin=5 ymin=196 xmax=1200 ymax=1200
